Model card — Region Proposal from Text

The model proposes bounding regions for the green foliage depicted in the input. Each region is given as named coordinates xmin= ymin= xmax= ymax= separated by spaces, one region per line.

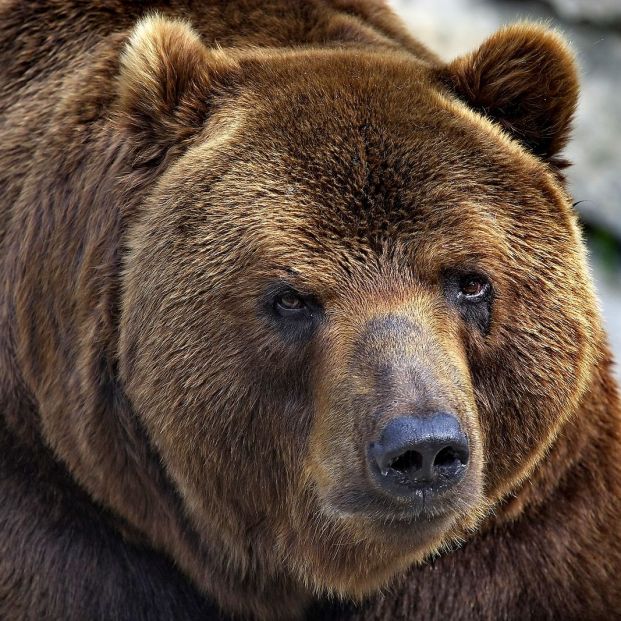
xmin=585 ymin=222 xmax=621 ymax=278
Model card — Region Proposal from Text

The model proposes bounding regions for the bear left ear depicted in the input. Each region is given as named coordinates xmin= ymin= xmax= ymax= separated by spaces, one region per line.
xmin=439 ymin=24 xmax=579 ymax=165
xmin=117 ymin=14 xmax=238 ymax=164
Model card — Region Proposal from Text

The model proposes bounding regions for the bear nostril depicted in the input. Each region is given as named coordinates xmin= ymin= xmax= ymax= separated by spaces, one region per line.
xmin=389 ymin=450 xmax=423 ymax=474
xmin=433 ymin=445 xmax=468 ymax=469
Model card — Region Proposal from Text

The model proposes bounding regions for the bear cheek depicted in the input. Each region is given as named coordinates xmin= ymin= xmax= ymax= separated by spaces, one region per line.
xmin=118 ymin=190 xmax=325 ymax=570
xmin=475 ymin=315 xmax=592 ymax=503
xmin=468 ymin=242 xmax=598 ymax=503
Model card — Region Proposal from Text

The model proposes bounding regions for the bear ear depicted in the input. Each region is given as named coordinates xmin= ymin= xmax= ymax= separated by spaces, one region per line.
xmin=439 ymin=24 xmax=579 ymax=165
xmin=118 ymin=15 xmax=238 ymax=164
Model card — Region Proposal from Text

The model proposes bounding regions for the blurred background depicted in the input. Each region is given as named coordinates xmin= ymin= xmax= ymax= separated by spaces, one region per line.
xmin=389 ymin=0 xmax=621 ymax=377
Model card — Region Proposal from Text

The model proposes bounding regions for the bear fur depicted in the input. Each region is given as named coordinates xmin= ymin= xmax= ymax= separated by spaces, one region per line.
xmin=1 ymin=1 xmax=620 ymax=619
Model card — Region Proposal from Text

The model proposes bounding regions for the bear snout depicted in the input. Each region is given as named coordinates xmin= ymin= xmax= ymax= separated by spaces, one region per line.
xmin=310 ymin=311 xmax=483 ymax=534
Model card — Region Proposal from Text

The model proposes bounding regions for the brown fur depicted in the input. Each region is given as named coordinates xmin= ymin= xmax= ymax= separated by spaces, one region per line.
xmin=1 ymin=2 xmax=619 ymax=620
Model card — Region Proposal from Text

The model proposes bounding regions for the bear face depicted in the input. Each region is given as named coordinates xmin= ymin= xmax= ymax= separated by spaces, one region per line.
xmin=116 ymin=16 xmax=598 ymax=610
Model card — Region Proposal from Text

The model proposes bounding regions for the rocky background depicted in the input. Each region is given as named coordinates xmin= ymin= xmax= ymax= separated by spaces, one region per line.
xmin=390 ymin=0 xmax=621 ymax=376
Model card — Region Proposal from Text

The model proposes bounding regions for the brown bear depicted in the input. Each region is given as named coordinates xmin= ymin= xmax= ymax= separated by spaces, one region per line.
xmin=1 ymin=1 xmax=620 ymax=619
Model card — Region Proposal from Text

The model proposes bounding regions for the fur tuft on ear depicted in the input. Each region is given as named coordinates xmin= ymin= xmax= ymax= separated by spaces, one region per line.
xmin=118 ymin=14 xmax=237 ymax=164
xmin=440 ymin=24 xmax=579 ymax=164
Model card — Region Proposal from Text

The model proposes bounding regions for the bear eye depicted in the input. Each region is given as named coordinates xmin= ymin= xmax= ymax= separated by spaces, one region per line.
xmin=458 ymin=275 xmax=490 ymax=301
xmin=444 ymin=270 xmax=493 ymax=334
xmin=264 ymin=283 xmax=323 ymax=341
xmin=273 ymin=290 xmax=308 ymax=317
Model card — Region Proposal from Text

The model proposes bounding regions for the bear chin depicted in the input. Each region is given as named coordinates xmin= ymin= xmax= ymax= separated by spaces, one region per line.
xmin=293 ymin=526 xmax=450 ymax=598
xmin=287 ymin=497 xmax=481 ymax=598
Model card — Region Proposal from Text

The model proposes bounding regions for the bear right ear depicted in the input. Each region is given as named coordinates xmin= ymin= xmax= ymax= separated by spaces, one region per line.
xmin=118 ymin=15 xmax=238 ymax=165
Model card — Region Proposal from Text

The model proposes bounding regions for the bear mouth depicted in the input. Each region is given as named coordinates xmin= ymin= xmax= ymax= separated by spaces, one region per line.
xmin=320 ymin=484 xmax=467 ymax=527
xmin=326 ymin=495 xmax=460 ymax=549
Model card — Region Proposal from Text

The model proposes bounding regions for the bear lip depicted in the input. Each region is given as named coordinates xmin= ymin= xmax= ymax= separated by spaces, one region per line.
xmin=320 ymin=482 xmax=468 ymax=526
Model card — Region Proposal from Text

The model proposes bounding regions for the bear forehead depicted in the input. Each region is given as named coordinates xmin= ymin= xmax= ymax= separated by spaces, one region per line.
xmin=158 ymin=50 xmax=565 ymax=283
xmin=210 ymin=50 xmax=552 ymax=219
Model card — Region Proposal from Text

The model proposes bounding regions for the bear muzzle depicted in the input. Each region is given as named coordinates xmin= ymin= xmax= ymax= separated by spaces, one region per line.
xmin=310 ymin=312 xmax=483 ymax=536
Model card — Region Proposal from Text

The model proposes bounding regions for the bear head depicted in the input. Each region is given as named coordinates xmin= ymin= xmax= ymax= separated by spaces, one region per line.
xmin=110 ymin=15 xmax=598 ymax=616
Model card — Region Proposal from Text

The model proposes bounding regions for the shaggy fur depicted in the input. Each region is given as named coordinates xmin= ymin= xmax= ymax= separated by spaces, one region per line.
xmin=1 ymin=1 xmax=619 ymax=620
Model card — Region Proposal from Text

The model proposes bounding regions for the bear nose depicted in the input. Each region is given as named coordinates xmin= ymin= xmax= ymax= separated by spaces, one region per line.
xmin=369 ymin=413 xmax=469 ymax=495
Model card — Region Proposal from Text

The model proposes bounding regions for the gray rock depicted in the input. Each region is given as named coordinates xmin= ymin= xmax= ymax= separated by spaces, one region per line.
xmin=539 ymin=0 xmax=621 ymax=26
